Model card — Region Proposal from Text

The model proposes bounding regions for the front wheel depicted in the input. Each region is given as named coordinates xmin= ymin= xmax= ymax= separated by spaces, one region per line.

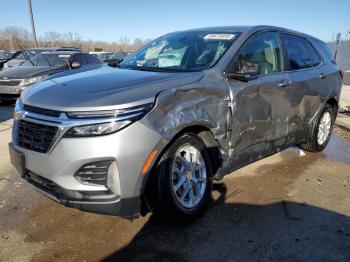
xmin=146 ymin=133 xmax=213 ymax=218
xmin=301 ymin=104 xmax=335 ymax=152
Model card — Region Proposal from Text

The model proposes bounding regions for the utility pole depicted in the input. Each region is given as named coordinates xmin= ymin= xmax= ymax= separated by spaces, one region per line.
xmin=10 ymin=33 xmax=13 ymax=50
xmin=28 ymin=0 xmax=38 ymax=47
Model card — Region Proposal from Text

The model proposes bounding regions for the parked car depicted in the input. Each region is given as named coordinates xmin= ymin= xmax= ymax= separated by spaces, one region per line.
xmin=91 ymin=51 xmax=128 ymax=67
xmin=0 ymin=50 xmax=19 ymax=70
xmin=9 ymin=26 xmax=342 ymax=219
xmin=0 ymin=51 xmax=104 ymax=103
xmin=2 ymin=47 xmax=82 ymax=69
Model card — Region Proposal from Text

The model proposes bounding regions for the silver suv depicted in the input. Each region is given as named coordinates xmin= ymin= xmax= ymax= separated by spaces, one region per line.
xmin=9 ymin=26 xmax=343 ymax=218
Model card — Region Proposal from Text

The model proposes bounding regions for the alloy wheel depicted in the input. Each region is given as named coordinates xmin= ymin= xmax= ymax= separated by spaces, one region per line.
xmin=171 ymin=144 xmax=207 ymax=209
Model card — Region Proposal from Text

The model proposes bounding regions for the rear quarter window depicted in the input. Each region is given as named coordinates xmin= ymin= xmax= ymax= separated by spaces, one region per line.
xmin=312 ymin=38 xmax=335 ymax=64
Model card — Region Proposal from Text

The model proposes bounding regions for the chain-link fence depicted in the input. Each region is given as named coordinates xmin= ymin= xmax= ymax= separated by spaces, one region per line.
xmin=329 ymin=40 xmax=350 ymax=84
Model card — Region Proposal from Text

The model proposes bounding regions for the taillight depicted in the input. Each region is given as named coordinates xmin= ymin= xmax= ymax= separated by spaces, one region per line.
xmin=340 ymin=70 xmax=344 ymax=80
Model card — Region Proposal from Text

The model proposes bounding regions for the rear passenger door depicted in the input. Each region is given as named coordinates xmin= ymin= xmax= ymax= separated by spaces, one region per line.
xmin=280 ymin=33 xmax=324 ymax=140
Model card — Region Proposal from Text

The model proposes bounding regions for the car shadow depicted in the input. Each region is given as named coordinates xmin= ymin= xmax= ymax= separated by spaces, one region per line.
xmin=103 ymin=181 xmax=350 ymax=262
xmin=0 ymin=103 xmax=15 ymax=122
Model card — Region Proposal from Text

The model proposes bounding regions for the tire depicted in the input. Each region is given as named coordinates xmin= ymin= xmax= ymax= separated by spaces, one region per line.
xmin=146 ymin=133 xmax=213 ymax=218
xmin=301 ymin=104 xmax=334 ymax=152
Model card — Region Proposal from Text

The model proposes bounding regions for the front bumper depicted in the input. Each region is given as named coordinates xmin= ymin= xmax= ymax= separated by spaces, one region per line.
xmin=11 ymin=117 xmax=163 ymax=217
xmin=24 ymin=171 xmax=139 ymax=217
xmin=0 ymin=84 xmax=27 ymax=100
xmin=0 ymin=84 xmax=24 ymax=94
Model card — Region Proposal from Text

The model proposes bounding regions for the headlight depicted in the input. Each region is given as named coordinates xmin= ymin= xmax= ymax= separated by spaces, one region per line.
xmin=3 ymin=63 xmax=9 ymax=69
xmin=14 ymin=98 xmax=23 ymax=112
xmin=64 ymin=121 xmax=132 ymax=137
xmin=19 ymin=76 xmax=46 ymax=86
xmin=13 ymin=98 xmax=24 ymax=120
xmin=63 ymin=103 xmax=154 ymax=137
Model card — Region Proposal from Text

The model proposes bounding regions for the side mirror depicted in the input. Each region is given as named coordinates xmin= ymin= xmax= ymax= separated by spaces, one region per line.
xmin=107 ymin=60 xmax=120 ymax=68
xmin=71 ymin=61 xmax=81 ymax=69
xmin=226 ymin=61 xmax=260 ymax=82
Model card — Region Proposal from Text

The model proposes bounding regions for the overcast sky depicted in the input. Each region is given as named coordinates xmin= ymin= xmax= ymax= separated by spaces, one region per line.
xmin=1 ymin=0 xmax=349 ymax=42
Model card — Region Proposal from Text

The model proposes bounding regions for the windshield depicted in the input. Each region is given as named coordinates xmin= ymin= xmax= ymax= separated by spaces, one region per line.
xmin=0 ymin=51 xmax=13 ymax=59
xmin=21 ymin=53 xmax=68 ymax=67
xmin=110 ymin=52 xmax=126 ymax=60
xmin=15 ymin=50 xmax=35 ymax=59
xmin=120 ymin=31 xmax=239 ymax=72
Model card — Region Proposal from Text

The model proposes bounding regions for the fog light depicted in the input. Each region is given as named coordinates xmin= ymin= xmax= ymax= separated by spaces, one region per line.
xmin=107 ymin=161 xmax=121 ymax=195
xmin=74 ymin=160 xmax=113 ymax=187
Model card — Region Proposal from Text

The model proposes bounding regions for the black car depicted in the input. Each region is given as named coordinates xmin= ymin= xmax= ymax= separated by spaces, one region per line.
xmin=92 ymin=51 xmax=128 ymax=67
xmin=2 ymin=47 xmax=82 ymax=69
xmin=0 ymin=51 xmax=104 ymax=103
xmin=0 ymin=50 xmax=19 ymax=70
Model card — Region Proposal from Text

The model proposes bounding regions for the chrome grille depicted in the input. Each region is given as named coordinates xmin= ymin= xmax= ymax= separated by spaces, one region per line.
xmin=14 ymin=120 xmax=58 ymax=153
xmin=0 ymin=79 xmax=22 ymax=86
xmin=23 ymin=104 xmax=61 ymax=117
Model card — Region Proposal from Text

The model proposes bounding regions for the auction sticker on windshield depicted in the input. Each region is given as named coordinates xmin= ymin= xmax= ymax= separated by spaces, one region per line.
xmin=204 ymin=34 xmax=236 ymax=40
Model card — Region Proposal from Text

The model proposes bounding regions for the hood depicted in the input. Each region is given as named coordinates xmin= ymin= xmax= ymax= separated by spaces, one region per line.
xmin=21 ymin=67 xmax=204 ymax=111
xmin=0 ymin=65 xmax=63 ymax=79
xmin=5 ymin=58 xmax=25 ymax=67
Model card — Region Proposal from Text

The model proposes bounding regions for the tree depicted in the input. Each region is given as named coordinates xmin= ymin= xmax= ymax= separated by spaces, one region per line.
xmin=131 ymin=38 xmax=144 ymax=51
xmin=0 ymin=26 xmax=151 ymax=52
xmin=1 ymin=26 xmax=31 ymax=50
xmin=44 ymin=31 xmax=61 ymax=47
xmin=119 ymin=36 xmax=130 ymax=51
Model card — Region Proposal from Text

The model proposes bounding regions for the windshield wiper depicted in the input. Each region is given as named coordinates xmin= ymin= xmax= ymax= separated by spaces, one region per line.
xmin=133 ymin=66 xmax=195 ymax=72
xmin=22 ymin=50 xmax=35 ymax=66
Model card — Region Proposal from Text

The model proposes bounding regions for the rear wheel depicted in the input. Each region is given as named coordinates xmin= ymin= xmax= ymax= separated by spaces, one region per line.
xmin=146 ymin=133 xmax=213 ymax=218
xmin=301 ymin=104 xmax=334 ymax=152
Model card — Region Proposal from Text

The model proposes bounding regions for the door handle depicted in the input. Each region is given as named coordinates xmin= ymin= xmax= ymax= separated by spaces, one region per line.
xmin=278 ymin=80 xmax=292 ymax=87
xmin=319 ymin=73 xmax=326 ymax=79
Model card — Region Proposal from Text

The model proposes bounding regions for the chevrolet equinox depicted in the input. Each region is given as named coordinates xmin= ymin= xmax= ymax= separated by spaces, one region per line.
xmin=9 ymin=26 xmax=343 ymax=218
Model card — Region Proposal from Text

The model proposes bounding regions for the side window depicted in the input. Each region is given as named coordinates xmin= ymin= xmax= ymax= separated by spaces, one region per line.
xmin=72 ymin=54 xmax=86 ymax=65
xmin=282 ymin=34 xmax=321 ymax=70
xmin=234 ymin=31 xmax=282 ymax=75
